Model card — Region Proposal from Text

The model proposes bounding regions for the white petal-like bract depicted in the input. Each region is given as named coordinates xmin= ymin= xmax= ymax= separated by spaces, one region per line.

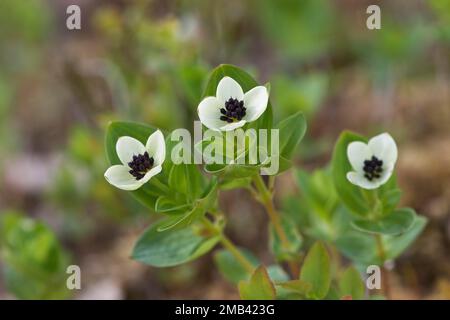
xmin=146 ymin=130 xmax=166 ymax=166
xmin=368 ymin=133 xmax=398 ymax=165
xmin=116 ymin=136 xmax=146 ymax=166
xmin=216 ymin=76 xmax=244 ymax=103
xmin=220 ymin=120 xmax=247 ymax=131
xmin=347 ymin=141 xmax=372 ymax=173
xmin=243 ymin=86 xmax=269 ymax=122
xmin=198 ymin=96 xmax=225 ymax=131
xmin=104 ymin=165 xmax=144 ymax=191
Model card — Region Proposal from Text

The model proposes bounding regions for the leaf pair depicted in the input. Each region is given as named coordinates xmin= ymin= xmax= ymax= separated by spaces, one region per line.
xmin=336 ymin=215 xmax=427 ymax=265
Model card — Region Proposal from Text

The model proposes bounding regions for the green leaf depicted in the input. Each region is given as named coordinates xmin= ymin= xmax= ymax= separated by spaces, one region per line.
xmin=296 ymin=168 xmax=339 ymax=221
xmin=300 ymin=242 xmax=331 ymax=299
xmin=154 ymin=196 xmax=191 ymax=213
xmin=156 ymin=178 xmax=218 ymax=231
xmin=267 ymin=265 xmax=290 ymax=282
xmin=276 ymin=112 xmax=307 ymax=160
xmin=336 ymin=214 xmax=427 ymax=265
xmin=168 ymin=163 xmax=205 ymax=202
xmin=351 ymin=208 xmax=416 ymax=235
xmin=219 ymin=177 xmax=252 ymax=190
xmin=239 ymin=266 xmax=276 ymax=300
xmin=214 ymin=248 xmax=258 ymax=284
xmin=202 ymin=64 xmax=273 ymax=131
xmin=335 ymin=231 xmax=379 ymax=265
xmin=277 ymin=279 xmax=312 ymax=296
xmin=0 ymin=212 xmax=70 ymax=299
xmin=131 ymin=220 xmax=219 ymax=267
xmin=204 ymin=163 xmax=260 ymax=179
xmin=105 ymin=121 xmax=167 ymax=210
xmin=339 ymin=267 xmax=365 ymax=300
xmin=384 ymin=215 xmax=427 ymax=260
xmin=155 ymin=207 xmax=201 ymax=232
xmin=331 ymin=131 xmax=369 ymax=216
xmin=269 ymin=216 xmax=302 ymax=262
xmin=380 ymin=188 xmax=402 ymax=215
xmin=156 ymin=179 xmax=218 ymax=232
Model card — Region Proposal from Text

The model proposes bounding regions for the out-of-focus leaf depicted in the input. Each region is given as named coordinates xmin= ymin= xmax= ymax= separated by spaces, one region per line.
xmin=300 ymin=242 xmax=331 ymax=299
xmin=351 ymin=208 xmax=416 ymax=235
xmin=267 ymin=265 xmax=290 ymax=282
xmin=218 ymin=177 xmax=252 ymax=190
xmin=380 ymin=188 xmax=402 ymax=215
xmin=335 ymin=231 xmax=379 ymax=265
xmin=277 ymin=279 xmax=312 ymax=296
xmin=336 ymin=215 xmax=427 ymax=265
xmin=384 ymin=215 xmax=427 ymax=260
xmin=214 ymin=248 xmax=258 ymax=284
xmin=269 ymin=216 xmax=302 ymax=262
xmin=339 ymin=266 xmax=365 ymax=300
xmin=0 ymin=212 xmax=70 ymax=299
xmin=239 ymin=266 xmax=276 ymax=300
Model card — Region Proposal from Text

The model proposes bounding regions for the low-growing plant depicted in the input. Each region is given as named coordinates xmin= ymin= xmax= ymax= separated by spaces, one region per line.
xmin=0 ymin=212 xmax=71 ymax=299
xmin=104 ymin=64 xmax=426 ymax=300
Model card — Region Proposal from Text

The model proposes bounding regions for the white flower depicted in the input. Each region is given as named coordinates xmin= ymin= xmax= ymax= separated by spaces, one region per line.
xmin=198 ymin=76 xmax=269 ymax=131
xmin=346 ymin=133 xmax=398 ymax=190
xmin=104 ymin=130 xmax=165 ymax=191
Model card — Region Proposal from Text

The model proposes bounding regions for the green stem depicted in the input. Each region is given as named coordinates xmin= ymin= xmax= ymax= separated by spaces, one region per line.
xmin=201 ymin=217 xmax=255 ymax=274
xmin=268 ymin=175 xmax=275 ymax=192
xmin=220 ymin=235 xmax=255 ymax=274
xmin=362 ymin=189 xmax=392 ymax=298
xmin=253 ymin=175 xmax=299 ymax=277
xmin=361 ymin=188 xmax=381 ymax=219
xmin=375 ymin=234 xmax=392 ymax=299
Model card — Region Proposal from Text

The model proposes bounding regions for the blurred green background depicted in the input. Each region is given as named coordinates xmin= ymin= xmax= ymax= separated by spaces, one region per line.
xmin=0 ymin=0 xmax=448 ymax=299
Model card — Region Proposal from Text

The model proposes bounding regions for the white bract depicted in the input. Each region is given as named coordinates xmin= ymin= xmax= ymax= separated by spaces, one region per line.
xmin=198 ymin=76 xmax=269 ymax=131
xmin=104 ymin=130 xmax=165 ymax=191
xmin=346 ymin=133 xmax=398 ymax=190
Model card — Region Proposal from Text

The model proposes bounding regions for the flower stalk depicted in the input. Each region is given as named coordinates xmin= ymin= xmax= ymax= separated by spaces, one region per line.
xmin=364 ymin=187 xmax=392 ymax=299
xmin=375 ymin=233 xmax=392 ymax=299
xmin=252 ymin=174 xmax=299 ymax=277
xmin=201 ymin=217 xmax=255 ymax=274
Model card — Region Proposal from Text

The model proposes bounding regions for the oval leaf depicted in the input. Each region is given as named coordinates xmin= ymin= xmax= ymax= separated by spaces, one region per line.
xmin=132 ymin=221 xmax=219 ymax=267
xmin=276 ymin=112 xmax=307 ymax=160
xmin=300 ymin=242 xmax=331 ymax=299
xmin=238 ymin=266 xmax=276 ymax=300
xmin=214 ymin=248 xmax=258 ymax=284
xmin=351 ymin=208 xmax=416 ymax=235
xmin=339 ymin=267 xmax=365 ymax=300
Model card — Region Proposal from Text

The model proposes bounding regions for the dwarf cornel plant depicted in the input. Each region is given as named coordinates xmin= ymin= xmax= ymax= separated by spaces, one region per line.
xmin=104 ymin=64 xmax=426 ymax=300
